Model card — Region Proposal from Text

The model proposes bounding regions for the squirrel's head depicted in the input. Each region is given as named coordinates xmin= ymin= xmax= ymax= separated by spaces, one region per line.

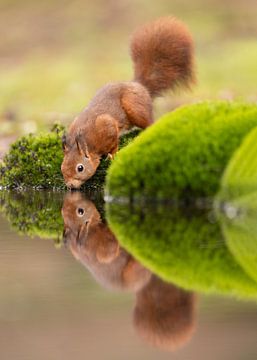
xmin=61 ymin=132 xmax=100 ymax=189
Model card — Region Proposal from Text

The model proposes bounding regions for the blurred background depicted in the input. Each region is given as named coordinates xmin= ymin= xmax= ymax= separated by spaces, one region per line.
xmin=0 ymin=0 xmax=257 ymax=142
xmin=0 ymin=1 xmax=257 ymax=358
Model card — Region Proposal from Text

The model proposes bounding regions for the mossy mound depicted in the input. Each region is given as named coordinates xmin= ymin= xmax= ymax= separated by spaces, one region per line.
xmin=0 ymin=125 xmax=140 ymax=189
xmin=218 ymin=125 xmax=257 ymax=202
xmin=216 ymin=126 xmax=257 ymax=283
xmin=0 ymin=125 xmax=65 ymax=189
xmin=107 ymin=202 xmax=257 ymax=300
xmin=0 ymin=190 xmax=64 ymax=241
xmin=106 ymin=101 xmax=257 ymax=200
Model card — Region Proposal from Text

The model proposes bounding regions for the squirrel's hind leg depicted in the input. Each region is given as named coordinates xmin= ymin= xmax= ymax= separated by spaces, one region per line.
xmin=91 ymin=114 xmax=119 ymax=156
xmin=121 ymin=87 xmax=153 ymax=129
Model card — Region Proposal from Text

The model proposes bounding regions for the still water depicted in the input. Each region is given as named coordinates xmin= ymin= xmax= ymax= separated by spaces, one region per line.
xmin=0 ymin=190 xmax=256 ymax=360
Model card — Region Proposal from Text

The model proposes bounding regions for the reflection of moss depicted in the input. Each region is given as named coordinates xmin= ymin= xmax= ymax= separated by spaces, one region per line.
xmin=0 ymin=190 xmax=64 ymax=241
xmin=218 ymin=192 xmax=257 ymax=284
xmin=106 ymin=101 xmax=257 ymax=200
xmin=0 ymin=125 xmax=140 ymax=189
xmin=0 ymin=189 xmax=107 ymax=245
xmin=222 ymin=217 xmax=257 ymax=285
xmin=107 ymin=203 xmax=257 ymax=300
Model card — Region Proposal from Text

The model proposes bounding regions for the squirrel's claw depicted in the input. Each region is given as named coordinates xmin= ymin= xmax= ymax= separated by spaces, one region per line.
xmin=107 ymin=153 xmax=114 ymax=160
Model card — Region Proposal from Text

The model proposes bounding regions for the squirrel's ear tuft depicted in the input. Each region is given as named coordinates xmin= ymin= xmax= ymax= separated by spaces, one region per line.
xmin=62 ymin=134 xmax=68 ymax=152
xmin=84 ymin=142 xmax=90 ymax=158
xmin=75 ymin=131 xmax=90 ymax=158
xmin=62 ymin=227 xmax=71 ymax=245
xmin=75 ymin=132 xmax=85 ymax=155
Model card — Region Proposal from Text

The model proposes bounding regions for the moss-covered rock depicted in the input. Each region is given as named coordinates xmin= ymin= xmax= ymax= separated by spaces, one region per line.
xmin=106 ymin=202 xmax=257 ymax=300
xmin=216 ymin=126 xmax=257 ymax=284
xmin=217 ymin=125 xmax=257 ymax=202
xmin=106 ymin=101 xmax=257 ymax=200
xmin=0 ymin=125 xmax=64 ymax=189
xmin=0 ymin=125 xmax=140 ymax=189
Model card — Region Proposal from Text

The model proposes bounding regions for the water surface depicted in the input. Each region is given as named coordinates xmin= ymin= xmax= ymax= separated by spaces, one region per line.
xmin=0 ymin=190 xmax=256 ymax=360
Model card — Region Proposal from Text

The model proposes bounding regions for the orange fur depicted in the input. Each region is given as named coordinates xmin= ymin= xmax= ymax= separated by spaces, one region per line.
xmin=62 ymin=192 xmax=151 ymax=291
xmin=121 ymin=86 xmax=153 ymax=128
xmin=134 ymin=275 xmax=196 ymax=351
xmin=61 ymin=16 xmax=195 ymax=188
xmin=131 ymin=16 xmax=195 ymax=97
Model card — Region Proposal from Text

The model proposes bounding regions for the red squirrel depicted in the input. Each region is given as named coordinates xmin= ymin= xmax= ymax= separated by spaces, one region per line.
xmin=61 ymin=16 xmax=195 ymax=188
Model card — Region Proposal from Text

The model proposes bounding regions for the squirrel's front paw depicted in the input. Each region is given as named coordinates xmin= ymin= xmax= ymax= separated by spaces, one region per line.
xmin=106 ymin=153 xmax=114 ymax=161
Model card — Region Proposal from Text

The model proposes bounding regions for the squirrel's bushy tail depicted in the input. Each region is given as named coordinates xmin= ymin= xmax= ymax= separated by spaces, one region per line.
xmin=130 ymin=17 xmax=195 ymax=98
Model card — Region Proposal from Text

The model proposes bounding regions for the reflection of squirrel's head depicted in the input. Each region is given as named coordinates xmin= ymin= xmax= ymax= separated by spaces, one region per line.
xmin=62 ymin=192 xmax=150 ymax=291
xmin=134 ymin=275 xmax=196 ymax=351
xmin=61 ymin=133 xmax=99 ymax=189
xmin=62 ymin=191 xmax=100 ymax=234
xmin=62 ymin=191 xmax=118 ymax=264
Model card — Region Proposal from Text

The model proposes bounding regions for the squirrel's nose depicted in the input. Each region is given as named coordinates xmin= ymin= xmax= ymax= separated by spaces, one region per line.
xmin=66 ymin=181 xmax=75 ymax=189
xmin=66 ymin=180 xmax=81 ymax=190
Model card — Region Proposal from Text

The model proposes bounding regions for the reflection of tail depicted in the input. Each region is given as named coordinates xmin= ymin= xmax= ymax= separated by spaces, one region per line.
xmin=133 ymin=275 xmax=196 ymax=351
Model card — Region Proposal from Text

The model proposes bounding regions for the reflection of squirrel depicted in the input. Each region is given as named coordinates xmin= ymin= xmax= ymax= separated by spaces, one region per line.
xmin=62 ymin=192 xmax=196 ymax=351
xmin=62 ymin=192 xmax=151 ymax=291
xmin=134 ymin=275 xmax=195 ymax=351
xmin=61 ymin=17 xmax=195 ymax=189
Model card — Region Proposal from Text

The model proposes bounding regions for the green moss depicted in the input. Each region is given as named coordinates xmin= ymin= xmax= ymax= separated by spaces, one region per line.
xmin=106 ymin=101 xmax=257 ymax=200
xmin=0 ymin=126 xmax=140 ymax=189
xmin=220 ymin=200 xmax=257 ymax=285
xmin=218 ymin=126 xmax=257 ymax=202
xmin=216 ymin=126 xmax=257 ymax=284
xmin=107 ymin=202 xmax=257 ymax=300
xmin=0 ymin=125 xmax=64 ymax=189
xmin=0 ymin=190 xmax=64 ymax=241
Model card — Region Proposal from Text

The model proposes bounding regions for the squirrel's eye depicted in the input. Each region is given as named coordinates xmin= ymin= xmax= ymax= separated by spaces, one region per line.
xmin=77 ymin=208 xmax=85 ymax=217
xmin=77 ymin=164 xmax=84 ymax=173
